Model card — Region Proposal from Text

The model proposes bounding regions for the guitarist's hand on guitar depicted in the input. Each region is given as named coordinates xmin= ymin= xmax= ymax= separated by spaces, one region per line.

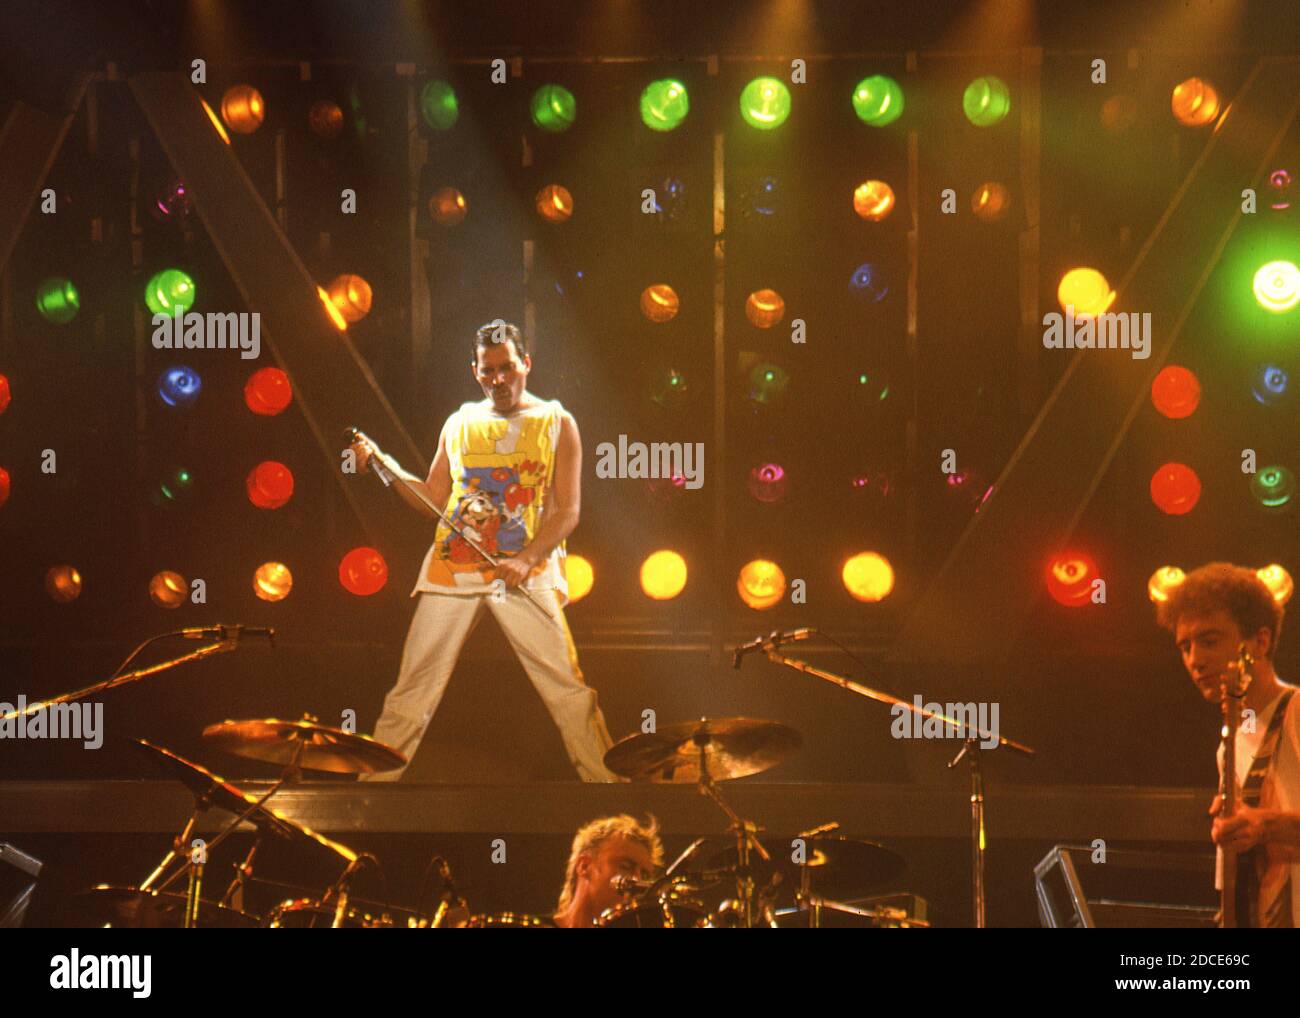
xmin=1213 ymin=805 xmax=1269 ymax=852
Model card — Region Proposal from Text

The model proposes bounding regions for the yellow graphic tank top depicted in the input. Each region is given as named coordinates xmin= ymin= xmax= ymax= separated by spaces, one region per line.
xmin=412 ymin=398 xmax=569 ymax=605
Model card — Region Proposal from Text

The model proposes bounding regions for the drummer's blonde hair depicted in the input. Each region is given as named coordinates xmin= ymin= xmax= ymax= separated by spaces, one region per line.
xmin=556 ymin=814 xmax=664 ymax=915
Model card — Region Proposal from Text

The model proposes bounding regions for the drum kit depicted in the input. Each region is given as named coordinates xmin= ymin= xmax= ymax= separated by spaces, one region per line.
xmin=69 ymin=713 xmax=925 ymax=929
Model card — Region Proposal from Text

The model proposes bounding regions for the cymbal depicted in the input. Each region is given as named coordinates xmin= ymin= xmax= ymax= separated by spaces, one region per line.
xmin=705 ymin=835 xmax=905 ymax=900
xmin=133 ymin=739 xmax=357 ymax=863
xmin=603 ymin=717 xmax=801 ymax=783
xmin=75 ymin=885 xmax=259 ymax=928
xmin=201 ymin=716 xmax=406 ymax=775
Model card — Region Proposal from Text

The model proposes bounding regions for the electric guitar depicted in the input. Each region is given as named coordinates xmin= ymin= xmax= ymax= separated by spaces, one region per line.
xmin=1219 ymin=644 xmax=1254 ymax=929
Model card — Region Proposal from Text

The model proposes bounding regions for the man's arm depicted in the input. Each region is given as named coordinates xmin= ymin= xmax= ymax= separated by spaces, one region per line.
xmin=494 ymin=412 xmax=580 ymax=587
xmin=354 ymin=421 xmax=451 ymax=522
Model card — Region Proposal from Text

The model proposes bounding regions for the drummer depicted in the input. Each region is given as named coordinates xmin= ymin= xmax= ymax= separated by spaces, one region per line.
xmin=552 ymin=815 xmax=664 ymax=928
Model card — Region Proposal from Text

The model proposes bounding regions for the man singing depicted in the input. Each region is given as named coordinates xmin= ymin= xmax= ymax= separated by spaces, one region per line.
xmin=1156 ymin=562 xmax=1300 ymax=926
xmin=354 ymin=320 xmax=618 ymax=782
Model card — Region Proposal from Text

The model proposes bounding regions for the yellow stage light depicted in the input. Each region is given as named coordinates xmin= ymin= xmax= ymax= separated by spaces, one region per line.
xmin=641 ymin=550 xmax=687 ymax=600
xmin=842 ymin=552 xmax=894 ymax=602
xmin=737 ymin=559 xmax=786 ymax=610
xmin=1147 ymin=566 xmax=1186 ymax=604
xmin=253 ymin=562 xmax=293 ymax=602
xmin=565 ymin=554 xmax=594 ymax=604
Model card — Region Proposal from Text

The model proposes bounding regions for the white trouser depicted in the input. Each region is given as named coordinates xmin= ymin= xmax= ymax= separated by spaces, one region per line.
xmin=362 ymin=589 xmax=619 ymax=782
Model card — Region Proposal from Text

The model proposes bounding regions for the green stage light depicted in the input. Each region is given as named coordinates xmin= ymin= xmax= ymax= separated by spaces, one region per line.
xmin=145 ymin=269 xmax=196 ymax=316
xmin=531 ymin=84 xmax=576 ymax=132
xmin=35 ymin=277 xmax=80 ymax=324
xmin=1253 ymin=260 xmax=1299 ymax=313
xmin=852 ymin=75 xmax=903 ymax=126
xmin=1251 ymin=466 xmax=1295 ymax=509
xmin=640 ymin=78 xmax=689 ymax=131
xmin=963 ymin=75 xmax=1011 ymax=126
xmin=419 ymin=80 xmax=458 ymax=131
xmin=740 ymin=77 xmax=791 ymax=130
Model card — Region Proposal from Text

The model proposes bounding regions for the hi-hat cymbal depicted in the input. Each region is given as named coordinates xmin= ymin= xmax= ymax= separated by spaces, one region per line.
xmin=133 ymin=739 xmax=357 ymax=862
xmin=201 ymin=716 xmax=406 ymax=775
xmin=603 ymin=717 xmax=801 ymax=783
xmin=75 ymin=885 xmax=259 ymax=928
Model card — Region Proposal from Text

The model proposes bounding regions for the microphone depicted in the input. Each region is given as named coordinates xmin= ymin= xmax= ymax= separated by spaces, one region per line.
xmin=732 ymin=627 xmax=815 ymax=669
xmin=179 ymin=625 xmax=276 ymax=645
xmin=610 ymin=874 xmax=657 ymax=895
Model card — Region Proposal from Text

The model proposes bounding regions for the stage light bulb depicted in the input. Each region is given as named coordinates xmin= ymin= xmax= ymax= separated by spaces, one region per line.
xmin=745 ymin=288 xmax=785 ymax=327
xmin=1150 ymin=462 xmax=1201 ymax=515
xmin=565 ymin=554 xmax=594 ymax=604
xmin=740 ymin=77 xmax=791 ymax=130
xmin=420 ymin=80 xmax=459 ymax=131
xmin=641 ymin=284 xmax=680 ymax=323
xmin=1057 ymin=268 xmax=1115 ymax=317
xmin=339 ymin=547 xmax=389 ymax=596
xmin=36 ymin=278 xmax=80 ymax=324
xmin=852 ymin=75 xmax=903 ymax=127
xmin=1253 ymin=260 xmax=1299 ymax=313
xmin=1147 ymin=566 xmax=1186 ymax=604
xmin=640 ymin=79 xmax=689 ymax=131
xmin=842 ymin=552 xmax=894 ymax=602
xmin=1171 ymin=77 xmax=1219 ymax=127
xmin=853 ymin=180 xmax=895 ymax=221
xmin=963 ymin=76 xmax=1010 ymax=126
xmin=253 ymin=562 xmax=293 ymax=602
xmin=640 ymin=550 xmax=687 ymax=600
xmin=531 ymin=84 xmax=576 ymax=132
xmin=145 ymin=269 xmax=196 ymax=316
xmin=1150 ymin=365 xmax=1200 ymax=419
xmin=738 ymin=559 xmax=786 ymax=610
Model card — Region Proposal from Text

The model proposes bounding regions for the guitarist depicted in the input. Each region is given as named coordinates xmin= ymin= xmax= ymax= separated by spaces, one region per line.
xmin=1157 ymin=562 xmax=1300 ymax=926
xmin=351 ymin=321 xmax=619 ymax=782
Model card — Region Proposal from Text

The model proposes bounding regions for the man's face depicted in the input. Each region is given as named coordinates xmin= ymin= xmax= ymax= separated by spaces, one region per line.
xmin=473 ymin=339 xmax=530 ymax=413
xmin=1174 ymin=609 xmax=1267 ymax=703
xmin=578 ymin=835 xmax=655 ymax=918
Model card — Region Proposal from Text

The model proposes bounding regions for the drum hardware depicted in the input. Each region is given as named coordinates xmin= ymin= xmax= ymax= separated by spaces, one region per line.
xmin=740 ymin=633 xmax=1035 ymax=928
xmin=604 ymin=716 xmax=801 ymax=928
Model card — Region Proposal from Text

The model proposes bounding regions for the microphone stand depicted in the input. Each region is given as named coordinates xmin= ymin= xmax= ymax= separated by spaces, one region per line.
xmin=0 ymin=639 xmax=239 ymax=720
xmin=760 ymin=647 xmax=1035 ymax=928
xmin=347 ymin=428 xmax=561 ymax=630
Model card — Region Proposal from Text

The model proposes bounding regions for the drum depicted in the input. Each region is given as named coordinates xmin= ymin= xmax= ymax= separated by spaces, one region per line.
xmin=262 ymin=897 xmax=407 ymax=928
xmin=597 ymin=894 xmax=709 ymax=928
xmin=466 ymin=912 xmax=555 ymax=928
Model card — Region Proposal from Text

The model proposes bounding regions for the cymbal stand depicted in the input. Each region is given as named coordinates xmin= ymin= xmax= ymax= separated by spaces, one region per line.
xmin=694 ymin=739 xmax=775 ymax=929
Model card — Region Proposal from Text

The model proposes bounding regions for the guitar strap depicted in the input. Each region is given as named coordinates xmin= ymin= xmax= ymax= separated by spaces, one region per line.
xmin=1235 ymin=689 xmax=1295 ymax=928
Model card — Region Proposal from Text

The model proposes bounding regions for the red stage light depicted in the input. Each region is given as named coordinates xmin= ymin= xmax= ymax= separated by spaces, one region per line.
xmin=1150 ymin=365 xmax=1200 ymax=419
xmin=244 ymin=367 xmax=293 ymax=416
xmin=1150 ymin=462 xmax=1201 ymax=515
xmin=1045 ymin=552 xmax=1098 ymax=607
xmin=246 ymin=461 xmax=295 ymax=509
xmin=0 ymin=374 xmax=9 ymax=414
xmin=339 ymin=547 xmax=388 ymax=596
xmin=0 ymin=466 xmax=9 ymax=507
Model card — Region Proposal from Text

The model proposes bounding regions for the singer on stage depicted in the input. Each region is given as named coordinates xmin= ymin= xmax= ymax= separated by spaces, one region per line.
xmin=354 ymin=321 xmax=619 ymax=782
